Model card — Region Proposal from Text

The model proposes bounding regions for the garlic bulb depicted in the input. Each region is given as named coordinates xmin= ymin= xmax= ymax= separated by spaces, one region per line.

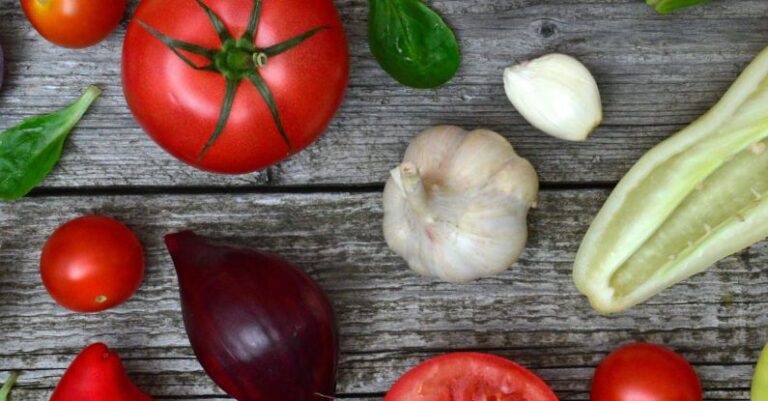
xmin=503 ymin=53 xmax=603 ymax=141
xmin=383 ymin=126 xmax=539 ymax=283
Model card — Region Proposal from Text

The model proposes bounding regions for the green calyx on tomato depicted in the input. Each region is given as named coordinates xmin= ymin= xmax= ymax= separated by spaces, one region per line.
xmin=137 ymin=0 xmax=328 ymax=161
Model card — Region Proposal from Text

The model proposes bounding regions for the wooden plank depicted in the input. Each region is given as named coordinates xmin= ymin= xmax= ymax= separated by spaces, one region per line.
xmin=0 ymin=190 xmax=764 ymax=399
xmin=1 ymin=1 xmax=768 ymax=187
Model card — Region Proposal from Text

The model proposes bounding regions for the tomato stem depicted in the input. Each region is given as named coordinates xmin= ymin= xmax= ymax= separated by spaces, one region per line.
xmin=254 ymin=53 xmax=268 ymax=68
xmin=228 ymin=48 xmax=255 ymax=73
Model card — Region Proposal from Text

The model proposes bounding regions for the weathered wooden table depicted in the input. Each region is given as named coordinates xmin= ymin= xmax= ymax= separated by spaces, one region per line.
xmin=1 ymin=0 xmax=767 ymax=399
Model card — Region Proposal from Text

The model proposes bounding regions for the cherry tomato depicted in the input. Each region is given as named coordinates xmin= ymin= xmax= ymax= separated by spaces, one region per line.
xmin=20 ymin=0 xmax=126 ymax=48
xmin=40 ymin=216 xmax=145 ymax=313
xmin=122 ymin=0 xmax=349 ymax=174
xmin=591 ymin=343 xmax=702 ymax=401
xmin=384 ymin=353 xmax=559 ymax=401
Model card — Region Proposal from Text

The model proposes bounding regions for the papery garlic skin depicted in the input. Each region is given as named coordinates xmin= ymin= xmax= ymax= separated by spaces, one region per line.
xmin=504 ymin=53 xmax=603 ymax=141
xmin=383 ymin=126 xmax=539 ymax=283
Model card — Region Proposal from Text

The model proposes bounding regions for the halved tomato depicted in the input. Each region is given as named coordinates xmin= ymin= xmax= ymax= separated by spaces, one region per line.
xmin=384 ymin=353 xmax=559 ymax=401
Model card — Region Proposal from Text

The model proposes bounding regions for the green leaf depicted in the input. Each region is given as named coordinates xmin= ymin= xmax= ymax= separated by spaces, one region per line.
xmin=199 ymin=79 xmax=239 ymax=161
xmin=0 ymin=86 xmax=101 ymax=202
xmin=646 ymin=0 xmax=709 ymax=14
xmin=368 ymin=0 xmax=461 ymax=89
xmin=0 ymin=372 xmax=19 ymax=401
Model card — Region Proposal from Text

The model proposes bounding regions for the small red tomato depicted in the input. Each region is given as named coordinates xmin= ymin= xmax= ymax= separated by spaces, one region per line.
xmin=384 ymin=353 xmax=559 ymax=401
xmin=41 ymin=216 xmax=145 ymax=312
xmin=20 ymin=0 xmax=126 ymax=48
xmin=591 ymin=343 xmax=702 ymax=401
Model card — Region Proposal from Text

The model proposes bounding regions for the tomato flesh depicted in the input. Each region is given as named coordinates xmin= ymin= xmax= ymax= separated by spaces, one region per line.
xmin=40 ymin=216 xmax=145 ymax=313
xmin=21 ymin=0 xmax=126 ymax=48
xmin=591 ymin=343 xmax=702 ymax=401
xmin=385 ymin=353 xmax=558 ymax=401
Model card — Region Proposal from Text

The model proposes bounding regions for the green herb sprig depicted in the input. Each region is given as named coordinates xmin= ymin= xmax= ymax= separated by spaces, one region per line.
xmin=0 ymin=86 xmax=100 ymax=201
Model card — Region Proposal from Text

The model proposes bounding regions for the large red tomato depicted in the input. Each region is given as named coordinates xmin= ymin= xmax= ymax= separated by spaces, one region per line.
xmin=384 ymin=353 xmax=559 ymax=401
xmin=40 ymin=216 xmax=145 ymax=313
xmin=21 ymin=0 xmax=126 ymax=48
xmin=591 ymin=343 xmax=702 ymax=401
xmin=122 ymin=0 xmax=349 ymax=174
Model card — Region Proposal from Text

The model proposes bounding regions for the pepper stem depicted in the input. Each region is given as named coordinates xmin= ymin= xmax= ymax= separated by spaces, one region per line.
xmin=397 ymin=162 xmax=429 ymax=214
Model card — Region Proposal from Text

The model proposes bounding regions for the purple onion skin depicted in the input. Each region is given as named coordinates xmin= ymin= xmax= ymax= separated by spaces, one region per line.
xmin=165 ymin=231 xmax=338 ymax=401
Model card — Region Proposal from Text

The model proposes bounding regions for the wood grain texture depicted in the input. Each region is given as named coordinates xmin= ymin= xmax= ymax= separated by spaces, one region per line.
xmin=2 ymin=0 xmax=768 ymax=400
xmin=0 ymin=190 xmax=765 ymax=400
xmin=1 ymin=0 xmax=768 ymax=187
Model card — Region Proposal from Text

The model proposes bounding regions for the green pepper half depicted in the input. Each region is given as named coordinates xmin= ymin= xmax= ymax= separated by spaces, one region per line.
xmin=574 ymin=47 xmax=768 ymax=314
xmin=754 ymin=344 xmax=768 ymax=401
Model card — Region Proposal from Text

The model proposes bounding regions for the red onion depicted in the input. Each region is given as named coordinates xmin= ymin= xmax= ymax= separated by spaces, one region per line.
xmin=165 ymin=231 xmax=338 ymax=401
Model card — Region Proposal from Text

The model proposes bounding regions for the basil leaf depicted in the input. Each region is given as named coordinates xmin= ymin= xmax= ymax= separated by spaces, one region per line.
xmin=0 ymin=86 xmax=101 ymax=201
xmin=646 ymin=0 xmax=708 ymax=14
xmin=368 ymin=0 xmax=461 ymax=89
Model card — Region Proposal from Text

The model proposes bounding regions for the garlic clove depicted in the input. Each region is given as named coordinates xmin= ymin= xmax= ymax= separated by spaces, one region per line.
xmin=503 ymin=53 xmax=603 ymax=142
xmin=403 ymin=125 xmax=467 ymax=175
xmin=487 ymin=158 xmax=540 ymax=206
xmin=443 ymin=129 xmax=521 ymax=191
